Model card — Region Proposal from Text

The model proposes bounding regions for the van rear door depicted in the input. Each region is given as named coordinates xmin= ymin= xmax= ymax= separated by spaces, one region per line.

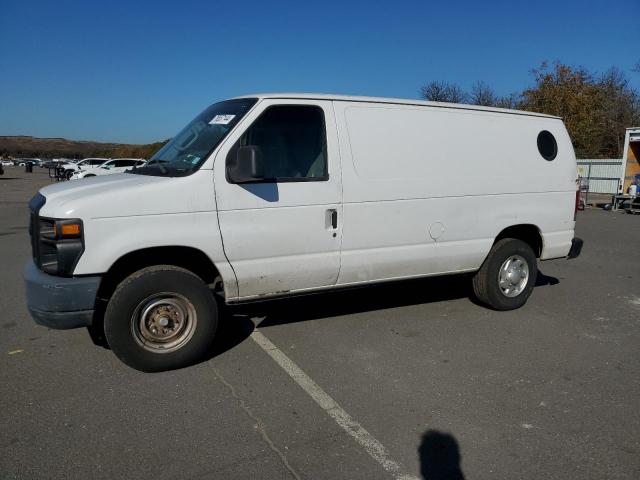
xmin=213 ymin=99 xmax=343 ymax=299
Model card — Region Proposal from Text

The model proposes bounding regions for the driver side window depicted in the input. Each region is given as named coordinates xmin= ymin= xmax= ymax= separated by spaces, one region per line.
xmin=232 ymin=105 xmax=328 ymax=182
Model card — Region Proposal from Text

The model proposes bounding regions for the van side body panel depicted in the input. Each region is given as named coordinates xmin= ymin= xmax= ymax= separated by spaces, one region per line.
xmin=334 ymin=101 xmax=576 ymax=285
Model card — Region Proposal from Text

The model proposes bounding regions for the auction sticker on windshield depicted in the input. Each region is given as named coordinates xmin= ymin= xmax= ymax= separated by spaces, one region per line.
xmin=209 ymin=114 xmax=236 ymax=125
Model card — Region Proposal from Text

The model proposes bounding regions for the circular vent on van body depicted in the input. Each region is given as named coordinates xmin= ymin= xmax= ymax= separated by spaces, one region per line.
xmin=537 ymin=130 xmax=558 ymax=161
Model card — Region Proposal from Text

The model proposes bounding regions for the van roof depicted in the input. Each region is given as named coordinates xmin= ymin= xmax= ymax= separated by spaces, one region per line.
xmin=232 ymin=93 xmax=561 ymax=120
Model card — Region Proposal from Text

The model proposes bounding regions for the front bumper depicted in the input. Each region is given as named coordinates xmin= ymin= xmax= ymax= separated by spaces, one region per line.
xmin=24 ymin=260 xmax=101 ymax=329
xmin=567 ymin=237 xmax=583 ymax=259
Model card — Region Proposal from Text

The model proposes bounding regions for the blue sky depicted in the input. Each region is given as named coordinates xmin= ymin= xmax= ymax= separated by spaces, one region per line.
xmin=1 ymin=0 xmax=638 ymax=144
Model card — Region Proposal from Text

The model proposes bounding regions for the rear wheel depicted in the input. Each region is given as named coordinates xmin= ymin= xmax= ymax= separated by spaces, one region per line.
xmin=472 ymin=238 xmax=537 ymax=310
xmin=104 ymin=265 xmax=218 ymax=372
xmin=65 ymin=170 xmax=74 ymax=180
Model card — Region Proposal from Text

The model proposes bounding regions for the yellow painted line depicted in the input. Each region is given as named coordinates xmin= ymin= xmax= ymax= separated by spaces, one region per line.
xmin=8 ymin=349 xmax=24 ymax=355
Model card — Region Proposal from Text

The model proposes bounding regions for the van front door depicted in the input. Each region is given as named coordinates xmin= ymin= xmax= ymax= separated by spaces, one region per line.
xmin=213 ymin=100 xmax=342 ymax=300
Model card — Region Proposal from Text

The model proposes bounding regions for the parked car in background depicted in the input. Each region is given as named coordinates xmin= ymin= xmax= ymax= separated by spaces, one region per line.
xmin=71 ymin=158 xmax=146 ymax=179
xmin=42 ymin=159 xmax=67 ymax=169
xmin=1 ymin=160 xmax=14 ymax=167
xmin=18 ymin=158 xmax=43 ymax=167
xmin=60 ymin=158 xmax=109 ymax=179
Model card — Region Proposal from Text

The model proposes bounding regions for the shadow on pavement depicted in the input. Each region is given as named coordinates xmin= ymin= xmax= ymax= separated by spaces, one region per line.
xmin=229 ymin=270 xmax=560 ymax=329
xmin=87 ymin=269 xmax=560 ymax=367
xmin=536 ymin=270 xmax=559 ymax=287
xmin=233 ymin=273 xmax=475 ymax=329
xmin=203 ymin=309 xmax=255 ymax=361
xmin=419 ymin=429 xmax=465 ymax=480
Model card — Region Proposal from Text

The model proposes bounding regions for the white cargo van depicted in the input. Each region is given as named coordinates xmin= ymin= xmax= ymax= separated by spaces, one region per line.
xmin=25 ymin=94 xmax=583 ymax=371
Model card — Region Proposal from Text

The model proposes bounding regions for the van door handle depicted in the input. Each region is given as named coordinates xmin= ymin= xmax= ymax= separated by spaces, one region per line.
xmin=326 ymin=209 xmax=338 ymax=229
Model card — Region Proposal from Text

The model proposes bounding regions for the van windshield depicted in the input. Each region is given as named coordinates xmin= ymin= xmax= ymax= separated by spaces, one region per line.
xmin=132 ymin=98 xmax=257 ymax=177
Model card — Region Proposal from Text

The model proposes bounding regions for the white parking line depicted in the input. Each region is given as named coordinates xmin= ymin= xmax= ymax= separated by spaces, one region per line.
xmin=250 ymin=330 xmax=419 ymax=480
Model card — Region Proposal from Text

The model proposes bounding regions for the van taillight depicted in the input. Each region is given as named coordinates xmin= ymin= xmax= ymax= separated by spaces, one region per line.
xmin=574 ymin=190 xmax=580 ymax=220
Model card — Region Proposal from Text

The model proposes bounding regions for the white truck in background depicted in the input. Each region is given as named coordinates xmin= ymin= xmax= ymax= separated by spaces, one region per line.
xmin=25 ymin=93 xmax=583 ymax=371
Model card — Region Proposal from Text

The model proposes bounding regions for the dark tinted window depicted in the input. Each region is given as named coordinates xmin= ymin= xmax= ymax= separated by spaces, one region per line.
xmin=233 ymin=105 xmax=327 ymax=181
xmin=537 ymin=130 xmax=558 ymax=161
xmin=116 ymin=160 xmax=137 ymax=167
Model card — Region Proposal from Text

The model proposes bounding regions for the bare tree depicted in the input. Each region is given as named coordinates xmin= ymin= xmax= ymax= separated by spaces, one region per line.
xmin=419 ymin=81 xmax=467 ymax=103
xmin=494 ymin=93 xmax=520 ymax=109
xmin=470 ymin=81 xmax=497 ymax=106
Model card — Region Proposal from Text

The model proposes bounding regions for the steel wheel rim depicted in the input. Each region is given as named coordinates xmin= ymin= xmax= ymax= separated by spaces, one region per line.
xmin=131 ymin=292 xmax=197 ymax=353
xmin=498 ymin=255 xmax=529 ymax=298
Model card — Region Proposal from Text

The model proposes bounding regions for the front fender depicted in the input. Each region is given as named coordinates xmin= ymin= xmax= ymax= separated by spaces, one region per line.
xmin=73 ymin=211 xmax=238 ymax=299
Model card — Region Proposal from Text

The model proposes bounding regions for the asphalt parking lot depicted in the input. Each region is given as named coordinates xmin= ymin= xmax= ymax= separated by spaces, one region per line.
xmin=1 ymin=167 xmax=639 ymax=480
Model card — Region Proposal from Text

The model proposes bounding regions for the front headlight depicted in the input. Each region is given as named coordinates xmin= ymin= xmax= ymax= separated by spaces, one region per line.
xmin=35 ymin=218 xmax=84 ymax=276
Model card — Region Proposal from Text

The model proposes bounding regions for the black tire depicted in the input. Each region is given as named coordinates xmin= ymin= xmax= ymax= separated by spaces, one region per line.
xmin=65 ymin=170 xmax=74 ymax=180
xmin=472 ymin=238 xmax=537 ymax=311
xmin=85 ymin=174 xmax=95 ymax=177
xmin=104 ymin=265 xmax=218 ymax=372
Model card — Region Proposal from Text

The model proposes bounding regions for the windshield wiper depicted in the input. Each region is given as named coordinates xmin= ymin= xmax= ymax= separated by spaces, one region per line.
xmin=148 ymin=159 xmax=168 ymax=174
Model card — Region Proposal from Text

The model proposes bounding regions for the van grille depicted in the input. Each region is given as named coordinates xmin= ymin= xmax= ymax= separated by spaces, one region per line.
xmin=28 ymin=193 xmax=46 ymax=269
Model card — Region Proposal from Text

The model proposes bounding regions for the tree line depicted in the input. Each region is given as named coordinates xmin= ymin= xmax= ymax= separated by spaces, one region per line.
xmin=0 ymin=136 xmax=169 ymax=160
xmin=104 ymin=140 xmax=169 ymax=159
xmin=419 ymin=62 xmax=640 ymax=159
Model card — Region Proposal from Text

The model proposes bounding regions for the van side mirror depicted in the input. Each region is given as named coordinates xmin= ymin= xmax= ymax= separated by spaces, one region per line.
xmin=227 ymin=145 xmax=264 ymax=183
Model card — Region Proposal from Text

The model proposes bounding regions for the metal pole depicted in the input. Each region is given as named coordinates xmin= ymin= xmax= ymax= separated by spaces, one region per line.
xmin=585 ymin=163 xmax=590 ymax=206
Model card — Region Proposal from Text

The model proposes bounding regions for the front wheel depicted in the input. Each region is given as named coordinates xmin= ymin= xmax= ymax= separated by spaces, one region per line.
xmin=104 ymin=265 xmax=218 ymax=372
xmin=472 ymin=238 xmax=537 ymax=310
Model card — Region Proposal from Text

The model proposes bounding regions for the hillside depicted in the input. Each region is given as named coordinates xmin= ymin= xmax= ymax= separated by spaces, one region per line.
xmin=0 ymin=135 xmax=167 ymax=160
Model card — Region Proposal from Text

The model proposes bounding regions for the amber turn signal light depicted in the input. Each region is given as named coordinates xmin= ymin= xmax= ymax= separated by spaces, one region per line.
xmin=53 ymin=222 xmax=82 ymax=238
xmin=61 ymin=223 xmax=81 ymax=237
